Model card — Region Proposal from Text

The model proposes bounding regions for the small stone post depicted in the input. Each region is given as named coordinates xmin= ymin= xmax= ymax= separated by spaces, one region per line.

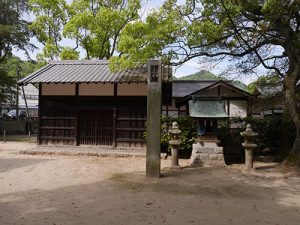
xmin=169 ymin=122 xmax=182 ymax=169
xmin=240 ymin=124 xmax=258 ymax=172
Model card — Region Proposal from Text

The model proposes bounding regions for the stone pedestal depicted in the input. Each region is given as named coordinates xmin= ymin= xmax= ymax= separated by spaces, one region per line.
xmin=240 ymin=124 xmax=258 ymax=172
xmin=169 ymin=140 xmax=181 ymax=169
xmin=168 ymin=122 xmax=182 ymax=169
xmin=242 ymin=143 xmax=257 ymax=172
xmin=190 ymin=142 xmax=225 ymax=166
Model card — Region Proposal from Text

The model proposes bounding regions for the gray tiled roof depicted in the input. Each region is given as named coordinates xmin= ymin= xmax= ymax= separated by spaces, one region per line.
xmin=172 ymin=80 xmax=218 ymax=97
xmin=18 ymin=60 xmax=147 ymax=85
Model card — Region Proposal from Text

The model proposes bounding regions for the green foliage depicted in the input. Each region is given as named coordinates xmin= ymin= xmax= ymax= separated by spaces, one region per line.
xmin=0 ymin=0 xmax=32 ymax=103
xmin=0 ymin=67 xmax=15 ymax=104
xmin=232 ymin=80 xmax=249 ymax=92
xmin=110 ymin=0 xmax=186 ymax=70
xmin=0 ymin=0 xmax=32 ymax=63
xmin=144 ymin=116 xmax=197 ymax=156
xmin=60 ymin=47 xmax=79 ymax=60
xmin=176 ymin=70 xmax=249 ymax=91
xmin=0 ymin=56 xmax=43 ymax=105
xmin=64 ymin=0 xmax=141 ymax=60
xmin=30 ymin=0 xmax=142 ymax=60
xmin=110 ymin=0 xmax=298 ymax=83
xmin=178 ymin=70 xmax=222 ymax=80
xmin=247 ymin=75 xmax=282 ymax=94
xmin=223 ymin=116 xmax=296 ymax=157
xmin=158 ymin=116 xmax=197 ymax=155
xmin=29 ymin=0 xmax=68 ymax=60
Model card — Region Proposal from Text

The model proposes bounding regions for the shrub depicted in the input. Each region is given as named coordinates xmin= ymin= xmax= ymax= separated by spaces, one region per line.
xmin=220 ymin=116 xmax=296 ymax=158
xmin=144 ymin=116 xmax=197 ymax=157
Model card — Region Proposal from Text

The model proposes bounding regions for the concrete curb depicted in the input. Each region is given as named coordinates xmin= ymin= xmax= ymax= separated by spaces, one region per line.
xmin=19 ymin=149 xmax=168 ymax=159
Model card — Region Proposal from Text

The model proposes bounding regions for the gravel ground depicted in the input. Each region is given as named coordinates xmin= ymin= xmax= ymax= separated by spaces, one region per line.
xmin=0 ymin=142 xmax=299 ymax=225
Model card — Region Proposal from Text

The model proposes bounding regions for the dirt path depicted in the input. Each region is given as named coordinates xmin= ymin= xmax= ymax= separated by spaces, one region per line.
xmin=0 ymin=142 xmax=299 ymax=225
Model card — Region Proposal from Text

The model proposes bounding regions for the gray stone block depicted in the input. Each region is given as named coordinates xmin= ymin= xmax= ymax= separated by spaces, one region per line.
xmin=190 ymin=143 xmax=226 ymax=166
xmin=218 ymin=154 xmax=225 ymax=160
xmin=209 ymin=154 xmax=219 ymax=160
xmin=214 ymin=147 xmax=223 ymax=154
xmin=192 ymin=146 xmax=214 ymax=154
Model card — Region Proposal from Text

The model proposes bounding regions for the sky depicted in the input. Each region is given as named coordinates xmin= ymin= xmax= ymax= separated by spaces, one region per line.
xmin=13 ymin=0 xmax=261 ymax=84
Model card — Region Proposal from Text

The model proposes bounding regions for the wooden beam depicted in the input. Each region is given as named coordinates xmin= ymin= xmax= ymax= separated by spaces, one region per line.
xmin=37 ymin=83 xmax=42 ymax=145
xmin=112 ymin=83 xmax=117 ymax=148
xmin=227 ymin=99 xmax=230 ymax=128
xmin=74 ymin=83 xmax=79 ymax=146
xmin=227 ymin=99 xmax=230 ymax=116
xmin=116 ymin=138 xmax=146 ymax=143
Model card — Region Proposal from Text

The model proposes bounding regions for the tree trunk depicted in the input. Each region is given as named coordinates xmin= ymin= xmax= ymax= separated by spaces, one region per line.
xmin=283 ymin=64 xmax=300 ymax=167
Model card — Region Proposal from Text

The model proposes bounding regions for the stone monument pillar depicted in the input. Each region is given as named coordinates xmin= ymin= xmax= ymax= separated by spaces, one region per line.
xmin=168 ymin=122 xmax=182 ymax=169
xmin=146 ymin=60 xmax=162 ymax=178
xmin=240 ymin=124 xmax=258 ymax=172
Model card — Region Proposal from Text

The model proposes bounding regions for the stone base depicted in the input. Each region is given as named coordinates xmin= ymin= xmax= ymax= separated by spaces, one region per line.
xmin=242 ymin=166 xmax=255 ymax=173
xmin=190 ymin=143 xmax=226 ymax=166
xmin=168 ymin=165 xmax=182 ymax=170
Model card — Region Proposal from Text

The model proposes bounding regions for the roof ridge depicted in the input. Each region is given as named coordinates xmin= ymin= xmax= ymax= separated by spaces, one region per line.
xmin=172 ymin=80 xmax=230 ymax=82
xmin=48 ymin=60 xmax=109 ymax=65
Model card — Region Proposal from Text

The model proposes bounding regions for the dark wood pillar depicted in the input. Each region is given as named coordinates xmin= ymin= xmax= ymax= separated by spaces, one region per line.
xmin=247 ymin=99 xmax=253 ymax=117
xmin=112 ymin=83 xmax=117 ymax=148
xmin=74 ymin=83 xmax=79 ymax=146
xmin=227 ymin=99 xmax=230 ymax=128
xmin=37 ymin=83 xmax=42 ymax=145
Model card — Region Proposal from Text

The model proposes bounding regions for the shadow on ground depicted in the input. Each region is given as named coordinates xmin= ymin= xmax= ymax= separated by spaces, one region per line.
xmin=0 ymin=166 xmax=299 ymax=225
xmin=0 ymin=158 xmax=51 ymax=173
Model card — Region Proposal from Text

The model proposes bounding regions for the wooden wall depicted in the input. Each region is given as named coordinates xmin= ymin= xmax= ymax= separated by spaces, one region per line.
xmin=38 ymin=93 xmax=147 ymax=148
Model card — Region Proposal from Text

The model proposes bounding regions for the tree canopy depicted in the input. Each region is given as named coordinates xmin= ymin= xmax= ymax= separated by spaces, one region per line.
xmin=0 ymin=0 xmax=34 ymax=105
xmin=0 ymin=56 xmax=42 ymax=105
xmin=0 ymin=0 xmax=33 ymax=62
xmin=29 ymin=0 xmax=70 ymax=60
xmin=111 ymin=0 xmax=299 ymax=74
xmin=29 ymin=0 xmax=142 ymax=60
xmin=111 ymin=0 xmax=300 ymax=165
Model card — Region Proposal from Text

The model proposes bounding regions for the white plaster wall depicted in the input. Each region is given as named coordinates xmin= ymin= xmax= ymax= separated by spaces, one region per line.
xmin=42 ymin=83 xmax=76 ymax=96
xmin=79 ymin=83 xmax=114 ymax=96
xmin=18 ymin=84 xmax=39 ymax=108
xmin=117 ymin=83 xmax=147 ymax=96
xmin=230 ymin=100 xmax=247 ymax=118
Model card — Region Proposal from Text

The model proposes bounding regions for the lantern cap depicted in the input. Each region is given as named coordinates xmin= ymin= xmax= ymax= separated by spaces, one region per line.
xmin=240 ymin=124 xmax=258 ymax=137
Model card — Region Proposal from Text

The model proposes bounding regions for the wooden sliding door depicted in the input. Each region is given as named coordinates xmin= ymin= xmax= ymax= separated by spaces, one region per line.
xmin=78 ymin=109 xmax=113 ymax=146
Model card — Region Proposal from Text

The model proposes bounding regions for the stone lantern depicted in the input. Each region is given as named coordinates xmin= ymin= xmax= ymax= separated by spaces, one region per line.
xmin=240 ymin=124 xmax=258 ymax=172
xmin=169 ymin=121 xmax=182 ymax=169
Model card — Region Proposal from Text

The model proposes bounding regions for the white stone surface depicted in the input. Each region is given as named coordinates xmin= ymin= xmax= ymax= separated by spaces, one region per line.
xmin=190 ymin=143 xmax=225 ymax=166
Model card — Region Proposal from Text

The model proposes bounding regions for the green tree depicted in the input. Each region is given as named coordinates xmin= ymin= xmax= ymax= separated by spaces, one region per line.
xmin=29 ymin=0 xmax=78 ymax=60
xmin=0 ymin=0 xmax=32 ymax=62
xmin=113 ymin=0 xmax=300 ymax=166
xmin=0 ymin=0 xmax=32 ymax=106
xmin=248 ymin=75 xmax=282 ymax=94
xmin=64 ymin=0 xmax=141 ymax=59
xmin=0 ymin=56 xmax=43 ymax=106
